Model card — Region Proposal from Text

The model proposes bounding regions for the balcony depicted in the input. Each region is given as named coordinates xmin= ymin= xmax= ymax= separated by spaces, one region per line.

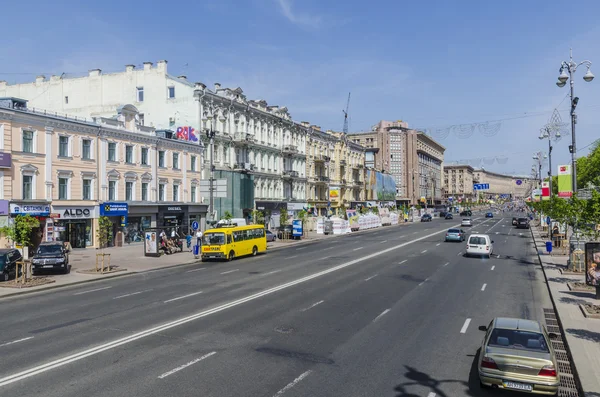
xmin=282 ymin=144 xmax=298 ymax=154
xmin=313 ymin=154 xmax=331 ymax=163
xmin=313 ymin=176 xmax=329 ymax=184
xmin=233 ymin=133 xmax=256 ymax=144
xmin=342 ymin=178 xmax=348 ymax=185
xmin=339 ymin=159 xmax=347 ymax=167
xmin=233 ymin=163 xmax=254 ymax=172
xmin=282 ymin=170 xmax=299 ymax=179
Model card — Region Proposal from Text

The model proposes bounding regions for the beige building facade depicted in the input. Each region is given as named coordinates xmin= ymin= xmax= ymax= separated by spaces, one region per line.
xmin=0 ymin=98 xmax=206 ymax=249
xmin=443 ymin=165 xmax=475 ymax=201
xmin=473 ymin=169 xmax=536 ymax=198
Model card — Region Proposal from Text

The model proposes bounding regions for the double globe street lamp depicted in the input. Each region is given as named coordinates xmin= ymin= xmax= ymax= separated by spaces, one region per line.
xmin=555 ymin=50 xmax=594 ymax=194
xmin=539 ymin=126 xmax=561 ymax=197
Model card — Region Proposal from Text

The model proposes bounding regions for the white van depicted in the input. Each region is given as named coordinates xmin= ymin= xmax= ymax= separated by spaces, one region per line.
xmin=216 ymin=218 xmax=247 ymax=227
xmin=466 ymin=234 xmax=494 ymax=258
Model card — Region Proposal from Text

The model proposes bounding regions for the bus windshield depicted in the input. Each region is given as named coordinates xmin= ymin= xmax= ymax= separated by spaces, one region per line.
xmin=204 ymin=233 xmax=225 ymax=245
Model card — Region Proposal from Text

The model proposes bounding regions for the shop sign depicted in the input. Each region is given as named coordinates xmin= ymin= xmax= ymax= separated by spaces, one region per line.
xmin=100 ymin=202 xmax=129 ymax=216
xmin=287 ymin=202 xmax=307 ymax=211
xmin=175 ymin=126 xmax=199 ymax=142
xmin=0 ymin=152 xmax=11 ymax=169
xmin=167 ymin=206 xmax=183 ymax=211
xmin=10 ymin=203 xmax=50 ymax=216
xmin=0 ymin=200 xmax=9 ymax=215
xmin=53 ymin=206 xmax=97 ymax=219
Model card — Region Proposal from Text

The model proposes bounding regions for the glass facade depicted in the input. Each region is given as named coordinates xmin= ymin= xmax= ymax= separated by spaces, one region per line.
xmin=213 ymin=170 xmax=254 ymax=218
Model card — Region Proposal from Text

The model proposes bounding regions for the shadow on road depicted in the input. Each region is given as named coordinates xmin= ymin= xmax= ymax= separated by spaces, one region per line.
xmin=566 ymin=328 xmax=600 ymax=343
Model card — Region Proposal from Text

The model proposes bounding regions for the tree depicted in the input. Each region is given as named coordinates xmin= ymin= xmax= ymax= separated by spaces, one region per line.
xmin=251 ymin=210 xmax=264 ymax=225
xmin=576 ymin=140 xmax=600 ymax=189
xmin=222 ymin=211 xmax=233 ymax=221
xmin=297 ymin=209 xmax=308 ymax=236
xmin=279 ymin=207 xmax=289 ymax=226
xmin=371 ymin=206 xmax=379 ymax=215
xmin=96 ymin=216 xmax=113 ymax=249
xmin=0 ymin=214 xmax=40 ymax=254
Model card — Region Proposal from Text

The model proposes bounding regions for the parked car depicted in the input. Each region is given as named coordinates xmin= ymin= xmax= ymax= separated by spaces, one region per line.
xmin=461 ymin=218 xmax=473 ymax=227
xmin=439 ymin=211 xmax=447 ymax=218
xmin=445 ymin=228 xmax=465 ymax=242
xmin=460 ymin=210 xmax=472 ymax=216
xmin=485 ymin=212 xmax=494 ymax=218
xmin=277 ymin=225 xmax=299 ymax=240
xmin=516 ymin=217 xmax=530 ymax=229
xmin=32 ymin=242 xmax=70 ymax=275
xmin=512 ymin=217 xmax=518 ymax=226
xmin=478 ymin=317 xmax=559 ymax=395
xmin=420 ymin=214 xmax=432 ymax=222
xmin=0 ymin=249 xmax=22 ymax=282
xmin=466 ymin=234 xmax=494 ymax=258
xmin=445 ymin=213 xmax=454 ymax=220
xmin=265 ymin=229 xmax=276 ymax=242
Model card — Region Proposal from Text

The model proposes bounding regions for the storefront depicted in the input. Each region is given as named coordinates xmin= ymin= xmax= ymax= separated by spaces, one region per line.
xmin=286 ymin=202 xmax=307 ymax=216
xmin=51 ymin=205 xmax=97 ymax=248
xmin=99 ymin=202 xmax=128 ymax=247
xmin=157 ymin=204 xmax=208 ymax=234
xmin=9 ymin=202 xmax=51 ymax=248
xmin=127 ymin=204 xmax=158 ymax=242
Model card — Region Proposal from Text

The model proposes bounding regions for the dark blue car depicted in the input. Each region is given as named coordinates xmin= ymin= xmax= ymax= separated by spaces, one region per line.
xmin=485 ymin=212 xmax=494 ymax=218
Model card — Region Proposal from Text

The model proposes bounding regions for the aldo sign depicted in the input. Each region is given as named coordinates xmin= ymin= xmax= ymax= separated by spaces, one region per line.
xmin=52 ymin=206 xmax=98 ymax=219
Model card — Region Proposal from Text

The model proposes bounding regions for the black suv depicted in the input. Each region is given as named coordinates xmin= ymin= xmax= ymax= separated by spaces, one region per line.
xmin=32 ymin=242 xmax=70 ymax=275
xmin=0 ymin=249 xmax=23 ymax=282
xmin=420 ymin=214 xmax=432 ymax=222
xmin=460 ymin=210 xmax=472 ymax=216
xmin=516 ymin=218 xmax=530 ymax=229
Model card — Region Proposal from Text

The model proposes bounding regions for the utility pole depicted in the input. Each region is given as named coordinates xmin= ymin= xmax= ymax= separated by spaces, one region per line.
xmin=206 ymin=117 xmax=216 ymax=224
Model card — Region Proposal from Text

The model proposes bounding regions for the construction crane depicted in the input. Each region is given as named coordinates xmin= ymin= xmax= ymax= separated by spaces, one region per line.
xmin=342 ymin=92 xmax=351 ymax=134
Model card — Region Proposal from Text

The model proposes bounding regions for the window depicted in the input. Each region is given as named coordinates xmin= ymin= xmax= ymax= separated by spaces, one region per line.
xmin=108 ymin=142 xmax=116 ymax=161
xmin=137 ymin=87 xmax=144 ymax=102
xmin=59 ymin=136 xmax=69 ymax=157
xmin=172 ymin=152 xmax=179 ymax=169
xmin=125 ymin=145 xmax=134 ymax=164
xmin=168 ymin=86 xmax=175 ymax=98
xmin=82 ymin=139 xmax=92 ymax=160
xmin=126 ymin=181 xmax=133 ymax=201
xmin=141 ymin=148 xmax=149 ymax=165
xmin=108 ymin=181 xmax=116 ymax=200
xmin=191 ymin=185 xmax=196 ymax=202
xmin=83 ymin=179 xmax=91 ymax=200
xmin=190 ymin=155 xmax=196 ymax=172
xmin=141 ymin=182 xmax=148 ymax=201
xmin=159 ymin=184 xmax=165 ymax=201
xmin=139 ymin=113 xmax=145 ymax=126
xmin=22 ymin=130 xmax=34 ymax=153
xmin=58 ymin=178 xmax=68 ymax=200
xmin=158 ymin=151 xmax=165 ymax=167
xmin=23 ymin=175 xmax=33 ymax=199
xmin=65 ymin=96 xmax=69 ymax=104
xmin=173 ymin=184 xmax=179 ymax=201
xmin=488 ymin=328 xmax=549 ymax=353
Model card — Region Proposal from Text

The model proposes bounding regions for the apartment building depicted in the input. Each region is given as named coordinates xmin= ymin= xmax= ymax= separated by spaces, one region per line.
xmin=0 ymin=98 xmax=206 ymax=249
xmin=443 ymin=165 xmax=475 ymax=202
xmin=473 ymin=169 xmax=535 ymax=198
xmin=328 ymin=131 xmax=366 ymax=212
xmin=304 ymin=125 xmax=336 ymax=215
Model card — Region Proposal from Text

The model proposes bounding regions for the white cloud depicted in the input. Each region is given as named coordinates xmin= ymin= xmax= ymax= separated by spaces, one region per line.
xmin=275 ymin=0 xmax=322 ymax=28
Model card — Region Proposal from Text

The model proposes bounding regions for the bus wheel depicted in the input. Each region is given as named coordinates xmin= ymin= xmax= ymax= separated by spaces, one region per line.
xmin=252 ymin=246 xmax=258 ymax=256
xmin=228 ymin=251 xmax=235 ymax=261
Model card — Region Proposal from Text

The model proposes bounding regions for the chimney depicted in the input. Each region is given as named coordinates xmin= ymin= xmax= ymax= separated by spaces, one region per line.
xmin=311 ymin=125 xmax=321 ymax=131
xmin=143 ymin=62 xmax=153 ymax=71
xmin=157 ymin=60 xmax=168 ymax=73
xmin=125 ymin=64 xmax=135 ymax=72
xmin=195 ymin=82 xmax=206 ymax=90
xmin=177 ymin=75 xmax=187 ymax=81
xmin=301 ymin=121 xmax=310 ymax=127
xmin=88 ymin=69 xmax=101 ymax=77
xmin=214 ymin=82 xmax=221 ymax=91
xmin=36 ymin=75 xmax=46 ymax=83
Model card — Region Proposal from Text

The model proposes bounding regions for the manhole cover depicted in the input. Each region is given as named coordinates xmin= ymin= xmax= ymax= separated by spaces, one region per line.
xmin=274 ymin=326 xmax=294 ymax=334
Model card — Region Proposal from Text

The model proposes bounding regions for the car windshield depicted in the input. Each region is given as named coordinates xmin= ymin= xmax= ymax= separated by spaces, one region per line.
xmin=203 ymin=233 xmax=225 ymax=245
xmin=518 ymin=218 xmax=528 ymax=222
xmin=469 ymin=236 xmax=487 ymax=245
xmin=36 ymin=245 xmax=63 ymax=255
xmin=448 ymin=229 xmax=461 ymax=233
xmin=463 ymin=219 xmax=471 ymax=222
xmin=488 ymin=328 xmax=549 ymax=353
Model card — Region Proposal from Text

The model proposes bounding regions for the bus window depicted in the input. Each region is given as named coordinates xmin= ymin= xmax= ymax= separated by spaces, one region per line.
xmin=227 ymin=234 xmax=233 ymax=244
xmin=204 ymin=233 xmax=225 ymax=245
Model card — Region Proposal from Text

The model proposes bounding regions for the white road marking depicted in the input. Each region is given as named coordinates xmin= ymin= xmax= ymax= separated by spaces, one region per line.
xmin=443 ymin=262 xmax=449 ymax=267
xmin=418 ymin=278 xmax=428 ymax=286
xmin=412 ymin=231 xmax=419 ymax=234
xmin=113 ymin=290 xmax=153 ymax=300
xmin=287 ymin=255 xmax=298 ymax=259
xmin=185 ymin=267 xmax=206 ymax=273
xmin=323 ymin=246 xmax=336 ymax=251
xmin=427 ymin=393 xmax=437 ymax=397
xmin=491 ymin=266 xmax=495 ymax=271
xmin=481 ymin=283 xmax=487 ymax=291
xmin=364 ymin=274 xmax=378 ymax=281
xmin=0 ymin=337 xmax=34 ymax=348
xmin=163 ymin=291 xmax=203 ymax=303
xmin=73 ymin=286 xmax=111 ymax=296
xmin=495 ymin=232 xmax=499 ymax=235
xmin=436 ymin=243 xmax=441 ymax=246
xmin=458 ymin=251 xmax=463 ymax=256
xmin=421 ymin=250 xmax=428 ymax=254
xmin=460 ymin=318 xmax=472 ymax=334
xmin=263 ymin=269 xmax=282 ymax=276
xmin=496 ymin=255 xmax=500 ymax=258
xmin=220 ymin=269 xmax=239 ymax=275
xmin=399 ymin=235 xmax=406 ymax=238
xmin=380 ymin=240 xmax=388 ymax=244
xmin=0 ymin=225 xmax=461 ymax=387
xmin=373 ymin=308 xmax=391 ymax=322
xmin=353 ymin=247 xmax=364 ymax=251
xmin=399 ymin=260 xmax=407 ymax=265
xmin=158 ymin=352 xmax=216 ymax=379
xmin=273 ymin=370 xmax=313 ymax=396
xmin=519 ymin=233 xmax=523 ymax=236
xmin=321 ymin=256 xmax=330 ymax=260
xmin=295 ymin=247 xmax=306 ymax=250
xmin=300 ymin=300 xmax=324 ymax=312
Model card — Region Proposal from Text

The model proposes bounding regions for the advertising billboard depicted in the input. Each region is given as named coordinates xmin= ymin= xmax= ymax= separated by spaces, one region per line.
xmin=175 ymin=126 xmax=199 ymax=143
xmin=585 ymin=242 xmax=600 ymax=286
xmin=329 ymin=186 xmax=340 ymax=202
xmin=541 ymin=181 xmax=550 ymax=200
xmin=365 ymin=170 xmax=396 ymax=201
xmin=557 ymin=165 xmax=572 ymax=198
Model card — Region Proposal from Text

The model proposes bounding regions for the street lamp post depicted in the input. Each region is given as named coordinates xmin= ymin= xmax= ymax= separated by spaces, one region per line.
xmin=539 ymin=126 xmax=561 ymax=197
xmin=204 ymin=116 xmax=216 ymax=223
xmin=556 ymin=49 xmax=594 ymax=194
xmin=532 ymin=152 xmax=547 ymax=189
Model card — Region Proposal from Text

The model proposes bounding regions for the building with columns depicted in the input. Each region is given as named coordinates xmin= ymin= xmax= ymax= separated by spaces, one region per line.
xmin=0 ymin=97 xmax=206 ymax=249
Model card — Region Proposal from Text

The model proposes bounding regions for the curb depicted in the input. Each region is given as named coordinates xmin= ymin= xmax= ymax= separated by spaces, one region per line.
xmin=529 ymin=227 xmax=585 ymax=395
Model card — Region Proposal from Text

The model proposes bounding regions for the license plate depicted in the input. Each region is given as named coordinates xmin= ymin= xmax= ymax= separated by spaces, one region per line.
xmin=503 ymin=381 xmax=532 ymax=391
xmin=43 ymin=265 xmax=54 ymax=268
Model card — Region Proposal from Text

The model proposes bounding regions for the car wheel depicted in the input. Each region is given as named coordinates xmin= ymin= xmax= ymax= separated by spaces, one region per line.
xmin=228 ymin=251 xmax=235 ymax=261
xmin=252 ymin=246 xmax=258 ymax=256
xmin=2 ymin=271 xmax=9 ymax=282
xmin=64 ymin=265 xmax=70 ymax=274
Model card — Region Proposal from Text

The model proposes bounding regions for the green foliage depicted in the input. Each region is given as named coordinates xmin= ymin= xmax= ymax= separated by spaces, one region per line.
xmin=359 ymin=206 xmax=368 ymax=215
xmin=251 ymin=210 xmax=264 ymax=225
xmin=576 ymin=140 xmax=600 ymax=189
xmin=371 ymin=206 xmax=379 ymax=215
xmin=531 ymin=193 xmax=600 ymax=239
xmin=222 ymin=211 xmax=233 ymax=221
xmin=96 ymin=216 xmax=113 ymax=248
xmin=279 ymin=207 xmax=289 ymax=226
xmin=297 ymin=209 xmax=308 ymax=223
xmin=0 ymin=215 xmax=40 ymax=247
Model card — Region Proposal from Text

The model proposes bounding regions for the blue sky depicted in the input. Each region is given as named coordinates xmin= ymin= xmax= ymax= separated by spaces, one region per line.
xmin=2 ymin=0 xmax=600 ymax=176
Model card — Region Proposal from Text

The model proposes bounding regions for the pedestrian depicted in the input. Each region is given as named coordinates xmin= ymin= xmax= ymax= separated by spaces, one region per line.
xmin=195 ymin=229 xmax=203 ymax=247
xmin=185 ymin=232 xmax=192 ymax=252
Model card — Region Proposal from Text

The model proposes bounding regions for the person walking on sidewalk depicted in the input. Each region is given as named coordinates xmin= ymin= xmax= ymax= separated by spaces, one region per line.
xmin=195 ymin=229 xmax=203 ymax=247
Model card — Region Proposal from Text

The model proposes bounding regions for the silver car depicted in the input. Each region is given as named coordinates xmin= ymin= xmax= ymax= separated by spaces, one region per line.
xmin=461 ymin=218 xmax=473 ymax=227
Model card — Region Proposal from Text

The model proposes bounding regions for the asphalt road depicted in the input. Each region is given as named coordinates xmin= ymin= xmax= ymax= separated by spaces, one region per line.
xmin=0 ymin=212 xmax=552 ymax=397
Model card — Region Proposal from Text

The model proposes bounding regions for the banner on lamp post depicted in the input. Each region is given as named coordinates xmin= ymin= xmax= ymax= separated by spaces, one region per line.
xmin=531 ymin=189 xmax=542 ymax=202
xmin=541 ymin=181 xmax=550 ymax=200
xmin=557 ymin=165 xmax=572 ymax=198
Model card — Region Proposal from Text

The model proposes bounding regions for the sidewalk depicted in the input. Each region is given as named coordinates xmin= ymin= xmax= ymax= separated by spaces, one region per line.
xmin=0 ymin=221 xmax=414 ymax=298
xmin=531 ymin=226 xmax=600 ymax=397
